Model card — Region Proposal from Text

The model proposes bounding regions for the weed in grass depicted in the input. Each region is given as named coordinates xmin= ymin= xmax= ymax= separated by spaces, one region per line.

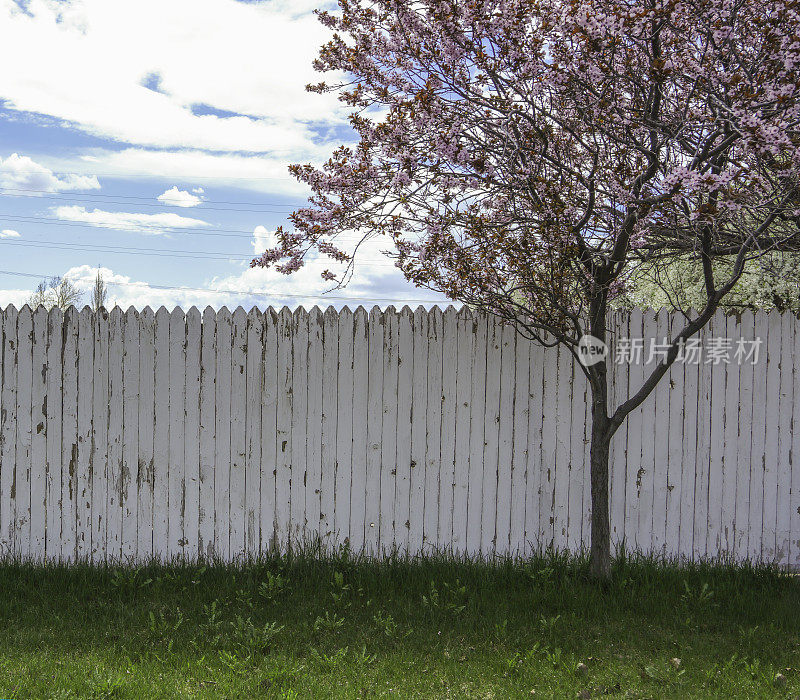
xmin=148 ymin=607 xmax=184 ymax=639
xmin=229 ymin=615 xmax=283 ymax=655
xmin=309 ymin=646 xmax=349 ymax=673
xmin=313 ymin=610 xmax=346 ymax=633
xmin=372 ymin=610 xmax=398 ymax=638
xmin=258 ymin=571 xmax=290 ymax=602
xmin=420 ymin=578 xmax=467 ymax=616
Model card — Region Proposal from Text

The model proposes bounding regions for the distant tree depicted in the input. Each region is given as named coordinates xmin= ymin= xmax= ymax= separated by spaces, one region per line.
xmin=618 ymin=252 xmax=800 ymax=313
xmin=253 ymin=0 xmax=800 ymax=578
xmin=27 ymin=276 xmax=83 ymax=311
xmin=91 ymin=269 xmax=108 ymax=313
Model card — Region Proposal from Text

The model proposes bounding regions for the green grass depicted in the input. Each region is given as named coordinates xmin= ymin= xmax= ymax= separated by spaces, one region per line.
xmin=0 ymin=548 xmax=798 ymax=698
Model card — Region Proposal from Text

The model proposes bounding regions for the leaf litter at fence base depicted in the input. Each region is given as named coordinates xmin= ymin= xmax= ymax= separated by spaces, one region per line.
xmin=0 ymin=549 xmax=797 ymax=698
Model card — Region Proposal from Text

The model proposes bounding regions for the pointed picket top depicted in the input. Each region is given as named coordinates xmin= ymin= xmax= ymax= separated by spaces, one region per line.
xmin=246 ymin=305 xmax=261 ymax=321
xmin=186 ymin=305 xmax=202 ymax=325
xmin=264 ymin=305 xmax=278 ymax=324
xmin=47 ymin=304 xmax=63 ymax=325
xmin=232 ymin=306 xmax=247 ymax=331
xmin=108 ymin=305 xmax=123 ymax=324
xmin=200 ymin=306 xmax=215 ymax=338
xmin=292 ymin=305 xmax=307 ymax=320
xmin=412 ymin=304 xmax=426 ymax=330
xmin=354 ymin=305 xmax=368 ymax=324
xmin=308 ymin=305 xmax=323 ymax=323
xmin=169 ymin=305 xmax=185 ymax=320
xmin=443 ymin=305 xmax=458 ymax=321
xmin=139 ymin=305 xmax=155 ymax=323
xmin=323 ymin=305 xmax=338 ymax=322
xmin=63 ymin=304 xmax=77 ymax=325
xmin=4 ymin=303 xmax=17 ymax=327
xmin=368 ymin=305 xmax=383 ymax=329
xmin=456 ymin=304 xmax=473 ymax=320
xmin=338 ymin=305 xmax=354 ymax=319
xmin=78 ymin=304 xmax=93 ymax=324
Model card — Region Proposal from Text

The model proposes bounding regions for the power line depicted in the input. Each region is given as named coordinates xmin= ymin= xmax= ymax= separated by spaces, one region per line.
xmin=0 ymin=234 xmax=401 ymax=267
xmin=0 ymin=216 xmax=401 ymax=265
xmin=0 ymin=268 xmax=447 ymax=305
xmin=0 ymin=214 xmax=257 ymax=238
xmin=0 ymin=238 xmax=256 ymax=261
xmin=0 ymin=188 xmax=299 ymax=212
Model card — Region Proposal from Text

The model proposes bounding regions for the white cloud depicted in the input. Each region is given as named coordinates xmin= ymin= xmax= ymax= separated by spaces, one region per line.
xmin=54 ymin=205 xmax=210 ymax=234
xmin=0 ymin=153 xmax=99 ymax=193
xmin=157 ymin=186 xmax=202 ymax=208
xmin=0 ymin=229 xmax=20 ymax=238
xmin=0 ymin=287 xmax=30 ymax=308
xmin=192 ymin=187 xmax=204 ymax=194
xmin=252 ymin=225 xmax=274 ymax=255
xmin=0 ymin=0 xmax=348 ymax=159
xmin=41 ymin=148 xmax=311 ymax=195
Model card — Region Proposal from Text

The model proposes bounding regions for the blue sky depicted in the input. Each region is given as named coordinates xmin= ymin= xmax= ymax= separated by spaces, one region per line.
xmin=0 ymin=0 xmax=448 ymax=310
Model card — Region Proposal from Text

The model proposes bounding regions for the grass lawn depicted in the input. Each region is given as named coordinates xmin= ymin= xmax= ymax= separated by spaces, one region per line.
xmin=0 ymin=549 xmax=797 ymax=698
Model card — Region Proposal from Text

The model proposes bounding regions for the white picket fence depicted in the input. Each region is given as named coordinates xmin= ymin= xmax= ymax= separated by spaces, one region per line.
xmin=0 ymin=304 xmax=797 ymax=567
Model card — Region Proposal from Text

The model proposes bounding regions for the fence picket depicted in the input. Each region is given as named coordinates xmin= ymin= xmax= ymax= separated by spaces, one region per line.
xmin=335 ymin=307 xmax=354 ymax=550
xmin=364 ymin=307 xmax=383 ymax=556
xmin=748 ymin=311 xmax=769 ymax=561
xmin=425 ymin=307 xmax=444 ymax=552
xmin=305 ymin=308 xmax=323 ymax=547
xmin=394 ymin=307 xmax=413 ymax=552
xmin=45 ymin=308 xmax=63 ymax=561
xmin=30 ymin=306 xmax=48 ymax=559
xmin=122 ymin=308 xmax=140 ymax=561
xmin=184 ymin=308 xmax=201 ymax=560
xmin=106 ymin=308 xmax=124 ymax=561
xmin=409 ymin=306 xmax=427 ymax=554
xmin=762 ymin=312 xmax=782 ymax=562
xmin=198 ymin=307 xmax=216 ymax=557
xmin=466 ymin=314 xmax=487 ymax=556
xmin=379 ymin=307 xmax=398 ymax=554
xmin=244 ymin=308 xmax=262 ymax=557
xmin=439 ymin=307 xmax=458 ymax=552
xmin=76 ymin=308 xmax=93 ymax=559
xmin=214 ymin=308 xmax=232 ymax=558
xmin=451 ymin=308 xmax=472 ymax=554
xmin=60 ymin=308 xmax=78 ymax=561
xmin=480 ymin=315 xmax=501 ymax=555
xmin=495 ymin=320 xmax=516 ymax=555
xmin=16 ymin=307 xmax=33 ymax=559
xmin=229 ymin=307 xmax=247 ymax=556
xmin=153 ymin=308 xmax=171 ymax=560
xmin=350 ymin=307 xmax=369 ymax=552
xmin=137 ymin=308 xmax=155 ymax=559
xmin=0 ymin=307 xmax=16 ymax=556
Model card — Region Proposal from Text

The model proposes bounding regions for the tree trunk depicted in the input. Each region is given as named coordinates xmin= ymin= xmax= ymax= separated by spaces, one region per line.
xmin=588 ymin=404 xmax=612 ymax=580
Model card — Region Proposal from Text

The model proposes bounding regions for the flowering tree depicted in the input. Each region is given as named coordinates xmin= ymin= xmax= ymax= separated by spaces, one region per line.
xmin=253 ymin=0 xmax=800 ymax=578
